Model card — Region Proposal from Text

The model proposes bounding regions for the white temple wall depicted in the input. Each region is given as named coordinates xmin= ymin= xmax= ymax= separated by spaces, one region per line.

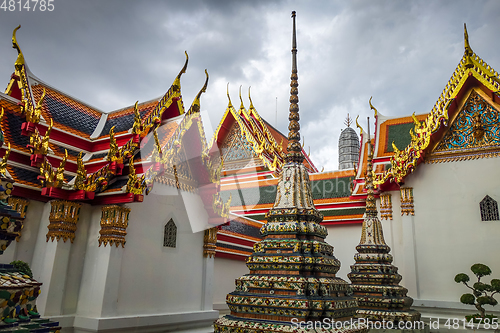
xmin=324 ymin=224 xmax=361 ymax=281
xmin=116 ymin=188 xmax=206 ymax=316
xmin=3 ymin=199 xmax=45 ymax=264
xmin=391 ymin=158 xmax=500 ymax=306
xmin=62 ymin=202 xmax=92 ymax=315
xmin=213 ymin=257 xmax=249 ymax=310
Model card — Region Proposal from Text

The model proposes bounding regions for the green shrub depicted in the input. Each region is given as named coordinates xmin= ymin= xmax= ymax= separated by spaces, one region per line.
xmin=455 ymin=263 xmax=499 ymax=319
xmin=10 ymin=260 xmax=33 ymax=278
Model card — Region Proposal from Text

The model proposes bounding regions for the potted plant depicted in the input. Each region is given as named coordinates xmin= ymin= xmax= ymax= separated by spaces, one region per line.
xmin=455 ymin=263 xmax=500 ymax=323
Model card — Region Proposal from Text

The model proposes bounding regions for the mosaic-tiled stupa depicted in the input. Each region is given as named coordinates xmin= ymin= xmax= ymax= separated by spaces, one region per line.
xmin=347 ymin=128 xmax=421 ymax=323
xmin=214 ymin=12 xmax=366 ymax=333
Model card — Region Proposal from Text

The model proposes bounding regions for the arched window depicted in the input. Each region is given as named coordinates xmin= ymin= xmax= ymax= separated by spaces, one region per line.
xmin=163 ymin=219 xmax=177 ymax=247
xmin=480 ymin=195 xmax=499 ymax=221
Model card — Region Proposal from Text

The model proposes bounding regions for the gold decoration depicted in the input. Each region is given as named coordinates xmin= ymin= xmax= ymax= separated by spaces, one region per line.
xmin=132 ymin=101 xmax=142 ymax=135
xmin=25 ymin=88 xmax=45 ymax=124
xmin=7 ymin=197 xmax=29 ymax=219
xmin=374 ymin=25 xmax=500 ymax=187
xmin=7 ymin=197 xmax=29 ymax=241
xmin=355 ymin=115 xmax=363 ymax=135
xmin=38 ymin=149 xmax=67 ymax=188
xmin=369 ymin=96 xmax=378 ymax=118
xmin=74 ymin=151 xmax=87 ymax=190
xmin=54 ymin=149 xmax=68 ymax=188
xmin=12 ymin=25 xmax=24 ymax=66
xmin=203 ymin=227 xmax=218 ymax=258
xmin=107 ymin=126 xmax=118 ymax=162
xmin=0 ymin=143 xmax=10 ymax=177
xmin=400 ymin=187 xmax=414 ymax=216
xmin=126 ymin=156 xmax=144 ymax=195
xmin=98 ymin=205 xmax=130 ymax=247
xmin=30 ymin=119 xmax=53 ymax=156
xmin=82 ymin=54 xmax=188 ymax=191
xmin=380 ymin=193 xmax=393 ymax=220
xmin=46 ymin=200 xmax=81 ymax=243
xmin=172 ymin=51 xmax=188 ymax=92
xmin=212 ymin=193 xmax=231 ymax=219
xmin=189 ymin=70 xmax=209 ymax=115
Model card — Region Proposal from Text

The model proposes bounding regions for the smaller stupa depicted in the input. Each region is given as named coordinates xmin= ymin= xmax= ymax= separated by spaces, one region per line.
xmin=348 ymin=117 xmax=421 ymax=323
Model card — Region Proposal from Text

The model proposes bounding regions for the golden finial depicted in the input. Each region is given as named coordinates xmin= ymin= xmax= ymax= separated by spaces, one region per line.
xmin=239 ymin=85 xmax=245 ymax=111
xmin=132 ymin=101 xmax=141 ymax=134
xmin=74 ymin=151 xmax=87 ymax=190
xmin=301 ymin=137 xmax=304 ymax=148
xmin=355 ymin=115 xmax=363 ymax=135
xmin=286 ymin=10 xmax=303 ymax=160
xmin=411 ymin=112 xmax=421 ymax=127
xmin=321 ymin=166 xmax=324 ymax=172
xmin=173 ymin=51 xmax=189 ymax=91
xmin=107 ymin=126 xmax=118 ymax=162
xmin=189 ymin=69 xmax=209 ymax=114
xmin=12 ymin=25 xmax=25 ymax=66
xmin=226 ymin=83 xmax=233 ymax=108
xmin=369 ymin=96 xmax=378 ymax=118
xmin=464 ymin=23 xmax=474 ymax=68
xmin=0 ymin=143 xmax=11 ymax=176
xmin=248 ymin=86 xmax=255 ymax=110
xmin=344 ymin=113 xmax=353 ymax=128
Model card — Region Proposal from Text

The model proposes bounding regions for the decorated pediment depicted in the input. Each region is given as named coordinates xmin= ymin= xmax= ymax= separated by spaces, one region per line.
xmin=221 ymin=123 xmax=257 ymax=162
xmin=429 ymin=90 xmax=500 ymax=162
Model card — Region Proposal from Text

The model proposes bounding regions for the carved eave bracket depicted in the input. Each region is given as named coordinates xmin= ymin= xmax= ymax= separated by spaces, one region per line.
xmin=98 ymin=205 xmax=130 ymax=247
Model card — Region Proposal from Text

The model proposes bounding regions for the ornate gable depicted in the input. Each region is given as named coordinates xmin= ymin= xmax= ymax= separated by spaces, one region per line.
xmin=429 ymin=90 xmax=500 ymax=162
xmin=220 ymin=123 xmax=259 ymax=169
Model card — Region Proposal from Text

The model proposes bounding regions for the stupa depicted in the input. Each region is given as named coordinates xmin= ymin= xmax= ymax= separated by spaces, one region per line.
xmin=347 ymin=116 xmax=421 ymax=323
xmin=214 ymin=12 xmax=366 ymax=333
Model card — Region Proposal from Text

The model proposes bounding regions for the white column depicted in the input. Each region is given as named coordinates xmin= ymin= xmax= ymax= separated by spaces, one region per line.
xmin=35 ymin=239 xmax=72 ymax=316
xmin=76 ymin=245 xmax=123 ymax=317
xmin=400 ymin=187 xmax=419 ymax=299
xmin=201 ymin=255 xmax=215 ymax=311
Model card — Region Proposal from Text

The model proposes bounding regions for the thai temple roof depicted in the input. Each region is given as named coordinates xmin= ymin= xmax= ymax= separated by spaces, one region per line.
xmin=351 ymin=23 xmax=500 ymax=196
xmin=0 ymin=26 xmax=230 ymax=216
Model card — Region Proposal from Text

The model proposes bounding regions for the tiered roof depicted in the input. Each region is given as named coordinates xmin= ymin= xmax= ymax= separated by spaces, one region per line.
xmin=0 ymin=26 xmax=229 ymax=218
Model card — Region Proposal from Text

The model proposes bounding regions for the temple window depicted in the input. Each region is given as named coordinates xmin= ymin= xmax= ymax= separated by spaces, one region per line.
xmin=480 ymin=195 xmax=499 ymax=221
xmin=163 ymin=219 xmax=177 ymax=247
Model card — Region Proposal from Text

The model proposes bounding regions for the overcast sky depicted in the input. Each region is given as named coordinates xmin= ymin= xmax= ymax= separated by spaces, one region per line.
xmin=1 ymin=0 xmax=499 ymax=171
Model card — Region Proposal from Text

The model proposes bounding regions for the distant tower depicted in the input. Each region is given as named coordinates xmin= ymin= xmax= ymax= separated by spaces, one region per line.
xmin=338 ymin=114 xmax=360 ymax=170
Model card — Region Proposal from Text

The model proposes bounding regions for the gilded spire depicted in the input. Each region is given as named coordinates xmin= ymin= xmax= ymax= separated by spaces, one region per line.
xmin=364 ymin=117 xmax=377 ymax=217
xmin=286 ymin=11 xmax=303 ymax=161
